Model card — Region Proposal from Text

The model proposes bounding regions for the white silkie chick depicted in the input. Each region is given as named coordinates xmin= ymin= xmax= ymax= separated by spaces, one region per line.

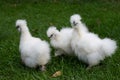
xmin=47 ymin=26 xmax=74 ymax=56
xmin=15 ymin=20 xmax=50 ymax=71
xmin=70 ymin=14 xmax=117 ymax=69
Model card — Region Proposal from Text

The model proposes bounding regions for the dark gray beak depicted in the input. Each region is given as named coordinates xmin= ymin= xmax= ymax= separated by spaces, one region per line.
xmin=73 ymin=21 xmax=77 ymax=26
xmin=16 ymin=26 xmax=19 ymax=29
xmin=49 ymin=34 xmax=53 ymax=38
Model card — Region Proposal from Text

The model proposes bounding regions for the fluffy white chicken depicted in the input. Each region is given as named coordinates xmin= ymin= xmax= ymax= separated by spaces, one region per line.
xmin=47 ymin=26 xmax=74 ymax=56
xmin=70 ymin=14 xmax=117 ymax=69
xmin=15 ymin=20 xmax=50 ymax=71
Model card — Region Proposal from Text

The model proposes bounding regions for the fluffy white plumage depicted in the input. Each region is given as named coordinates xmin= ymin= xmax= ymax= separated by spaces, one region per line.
xmin=16 ymin=20 xmax=50 ymax=71
xmin=47 ymin=26 xmax=74 ymax=56
xmin=70 ymin=14 xmax=117 ymax=69
xmin=70 ymin=14 xmax=88 ymax=33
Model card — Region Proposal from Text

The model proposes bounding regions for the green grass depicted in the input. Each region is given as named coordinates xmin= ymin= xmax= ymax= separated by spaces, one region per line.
xmin=0 ymin=0 xmax=120 ymax=80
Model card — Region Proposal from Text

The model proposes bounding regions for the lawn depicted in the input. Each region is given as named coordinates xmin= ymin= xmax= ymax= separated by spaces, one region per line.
xmin=0 ymin=0 xmax=120 ymax=80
